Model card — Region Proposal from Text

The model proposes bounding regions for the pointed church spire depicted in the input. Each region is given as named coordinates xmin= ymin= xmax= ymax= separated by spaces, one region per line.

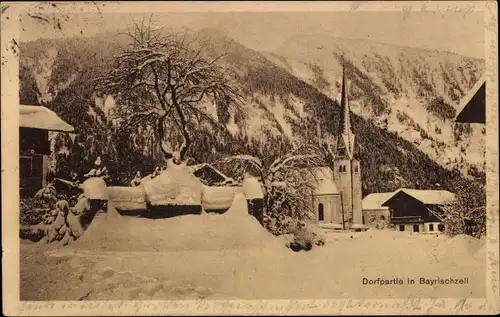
xmin=339 ymin=61 xmax=352 ymax=135
xmin=336 ymin=58 xmax=356 ymax=160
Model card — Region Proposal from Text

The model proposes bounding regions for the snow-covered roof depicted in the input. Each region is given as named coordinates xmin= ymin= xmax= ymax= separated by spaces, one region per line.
xmin=455 ymin=76 xmax=485 ymax=124
xmin=362 ymin=192 xmax=393 ymax=210
xmin=312 ymin=167 xmax=340 ymax=195
xmin=19 ymin=105 xmax=75 ymax=132
xmin=381 ymin=188 xmax=456 ymax=206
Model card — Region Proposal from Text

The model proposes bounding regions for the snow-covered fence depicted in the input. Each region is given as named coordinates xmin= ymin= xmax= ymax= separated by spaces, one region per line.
xmin=201 ymin=186 xmax=244 ymax=212
xmin=104 ymin=162 xmax=265 ymax=220
xmin=107 ymin=186 xmax=148 ymax=214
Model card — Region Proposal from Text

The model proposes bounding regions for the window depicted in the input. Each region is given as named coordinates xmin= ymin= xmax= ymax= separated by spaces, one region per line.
xmin=354 ymin=166 xmax=359 ymax=173
xmin=399 ymin=225 xmax=405 ymax=231
xmin=429 ymin=224 xmax=434 ymax=232
xmin=318 ymin=203 xmax=324 ymax=221
xmin=338 ymin=165 xmax=349 ymax=173
xmin=20 ymin=156 xmax=33 ymax=178
xmin=438 ymin=224 xmax=445 ymax=232
xmin=413 ymin=225 xmax=420 ymax=232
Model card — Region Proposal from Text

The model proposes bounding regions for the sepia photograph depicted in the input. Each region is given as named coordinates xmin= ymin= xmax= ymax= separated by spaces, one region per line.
xmin=2 ymin=1 xmax=499 ymax=315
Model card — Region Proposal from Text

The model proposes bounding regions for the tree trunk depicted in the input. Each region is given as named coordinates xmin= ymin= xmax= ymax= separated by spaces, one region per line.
xmin=158 ymin=115 xmax=174 ymax=160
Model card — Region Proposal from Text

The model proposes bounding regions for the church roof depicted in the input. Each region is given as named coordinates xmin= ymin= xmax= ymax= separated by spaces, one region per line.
xmin=312 ymin=167 xmax=340 ymax=195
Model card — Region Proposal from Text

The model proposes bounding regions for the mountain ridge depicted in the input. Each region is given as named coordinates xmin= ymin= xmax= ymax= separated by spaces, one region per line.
xmin=18 ymin=27 xmax=485 ymax=198
xmin=262 ymin=32 xmax=485 ymax=177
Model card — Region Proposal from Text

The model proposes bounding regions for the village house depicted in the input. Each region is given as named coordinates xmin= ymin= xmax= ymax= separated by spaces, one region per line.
xmin=19 ymin=104 xmax=74 ymax=196
xmin=310 ymin=64 xmax=363 ymax=231
xmin=380 ymin=188 xmax=456 ymax=233
xmin=361 ymin=192 xmax=393 ymax=226
xmin=455 ymin=76 xmax=485 ymax=124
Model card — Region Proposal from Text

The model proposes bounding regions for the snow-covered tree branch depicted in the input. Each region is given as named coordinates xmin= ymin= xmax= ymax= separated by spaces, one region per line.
xmin=94 ymin=18 xmax=245 ymax=163
xmin=222 ymin=143 xmax=323 ymax=227
xmin=431 ymin=180 xmax=486 ymax=239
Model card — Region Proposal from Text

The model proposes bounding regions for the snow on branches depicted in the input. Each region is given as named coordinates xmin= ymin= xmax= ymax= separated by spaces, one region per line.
xmin=222 ymin=144 xmax=323 ymax=221
xmin=94 ymin=18 xmax=244 ymax=162
xmin=430 ymin=180 xmax=486 ymax=239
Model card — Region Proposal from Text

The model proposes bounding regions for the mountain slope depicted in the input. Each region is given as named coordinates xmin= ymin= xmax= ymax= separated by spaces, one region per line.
xmin=18 ymin=28 xmax=484 ymax=198
xmin=263 ymin=34 xmax=485 ymax=178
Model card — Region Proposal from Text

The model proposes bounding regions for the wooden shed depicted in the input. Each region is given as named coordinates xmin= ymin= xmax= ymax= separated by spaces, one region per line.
xmin=19 ymin=105 xmax=74 ymax=196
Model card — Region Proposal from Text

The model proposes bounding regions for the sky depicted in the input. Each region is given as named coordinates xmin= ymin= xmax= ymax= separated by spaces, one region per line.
xmin=20 ymin=11 xmax=485 ymax=58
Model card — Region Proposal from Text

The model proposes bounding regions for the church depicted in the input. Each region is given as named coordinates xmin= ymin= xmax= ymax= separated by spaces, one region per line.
xmin=310 ymin=64 xmax=363 ymax=230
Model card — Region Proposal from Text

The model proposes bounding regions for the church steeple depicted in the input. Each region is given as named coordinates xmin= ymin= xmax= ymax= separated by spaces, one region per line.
xmin=339 ymin=63 xmax=352 ymax=135
xmin=336 ymin=61 xmax=356 ymax=160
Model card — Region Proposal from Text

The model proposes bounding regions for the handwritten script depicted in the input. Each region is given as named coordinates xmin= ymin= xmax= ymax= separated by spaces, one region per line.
xmin=17 ymin=298 xmax=498 ymax=315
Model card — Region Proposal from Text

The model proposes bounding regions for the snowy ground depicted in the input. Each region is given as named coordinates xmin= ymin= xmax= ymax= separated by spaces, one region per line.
xmin=20 ymin=202 xmax=486 ymax=301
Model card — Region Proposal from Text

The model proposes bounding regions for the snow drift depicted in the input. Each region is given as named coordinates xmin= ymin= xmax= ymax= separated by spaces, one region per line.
xmin=143 ymin=160 xmax=203 ymax=206
xmin=438 ymin=234 xmax=485 ymax=257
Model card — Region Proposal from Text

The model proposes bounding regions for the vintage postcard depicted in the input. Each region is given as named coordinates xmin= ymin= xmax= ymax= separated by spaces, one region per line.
xmin=2 ymin=1 xmax=499 ymax=315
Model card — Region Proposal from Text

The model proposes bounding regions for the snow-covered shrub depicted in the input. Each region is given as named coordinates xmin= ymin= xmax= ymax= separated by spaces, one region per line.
xmin=20 ymin=196 xmax=51 ymax=226
xmin=439 ymin=204 xmax=486 ymax=239
xmin=222 ymin=144 xmax=326 ymax=250
xmin=19 ymin=223 xmax=47 ymax=242
xmin=35 ymin=182 xmax=57 ymax=202
xmin=290 ymin=223 xmax=326 ymax=251
xmin=265 ymin=214 xmax=325 ymax=251
xmin=20 ymin=182 xmax=59 ymax=227
xmin=435 ymin=182 xmax=486 ymax=239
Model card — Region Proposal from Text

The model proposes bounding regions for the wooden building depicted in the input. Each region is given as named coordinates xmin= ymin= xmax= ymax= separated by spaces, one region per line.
xmin=19 ymin=105 xmax=74 ymax=196
xmin=381 ymin=188 xmax=455 ymax=233
xmin=455 ymin=76 xmax=485 ymax=124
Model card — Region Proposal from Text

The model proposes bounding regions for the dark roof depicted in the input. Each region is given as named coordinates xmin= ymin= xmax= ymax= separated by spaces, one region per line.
xmin=455 ymin=77 xmax=486 ymax=124
xmin=381 ymin=188 xmax=455 ymax=207
xmin=188 ymin=163 xmax=235 ymax=183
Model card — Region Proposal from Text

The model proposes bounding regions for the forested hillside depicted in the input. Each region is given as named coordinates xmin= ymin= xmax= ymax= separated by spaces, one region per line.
xmin=18 ymin=27 xmax=485 ymax=198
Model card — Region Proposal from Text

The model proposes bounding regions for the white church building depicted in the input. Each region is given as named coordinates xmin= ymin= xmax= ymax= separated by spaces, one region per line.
xmin=310 ymin=64 xmax=364 ymax=231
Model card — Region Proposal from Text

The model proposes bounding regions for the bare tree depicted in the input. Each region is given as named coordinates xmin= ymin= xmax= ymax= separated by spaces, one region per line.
xmin=94 ymin=18 xmax=244 ymax=163
xmin=430 ymin=181 xmax=486 ymax=239
xmin=221 ymin=143 xmax=323 ymax=221
xmin=433 ymin=200 xmax=486 ymax=239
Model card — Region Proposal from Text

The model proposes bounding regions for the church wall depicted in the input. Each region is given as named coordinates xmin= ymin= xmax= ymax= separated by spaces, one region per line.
xmin=313 ymin=194 xmax=341 ymax=224
xmin=352 ymin=160 xmax=363 ymax=225
xmin=331 ymin=194 xmax=343 ymax=224
xmin=332 ymin=159 xmax=363 ymax=226
xmin=333 ymin=159 xmax=353 ymax=223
